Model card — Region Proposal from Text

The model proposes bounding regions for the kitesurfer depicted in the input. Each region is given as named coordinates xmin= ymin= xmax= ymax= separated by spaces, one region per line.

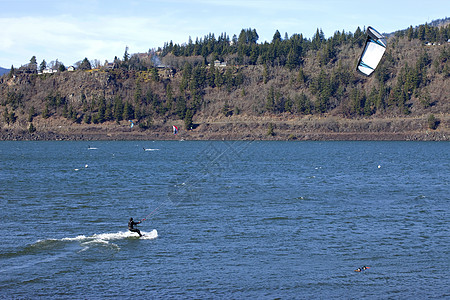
xmin=128 ymin=217 xmax=142 ymax=237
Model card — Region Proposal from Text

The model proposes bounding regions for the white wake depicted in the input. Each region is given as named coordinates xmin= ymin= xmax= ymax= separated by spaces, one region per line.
xmin=33 ymin=230 xmax=158 ymax=252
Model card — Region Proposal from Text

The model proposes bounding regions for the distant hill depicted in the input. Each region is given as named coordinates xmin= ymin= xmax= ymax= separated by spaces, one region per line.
xmin=0 ymin=67 xmax=9 ymax=76
xmin=0 ymin=19 xmax=449 ymax=141
xmin=429 ymin=17 xmax=450 ymax=27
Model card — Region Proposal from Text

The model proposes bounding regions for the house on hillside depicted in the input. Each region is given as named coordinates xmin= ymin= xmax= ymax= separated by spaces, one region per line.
xmin=209 ymin=60 xmax=227 ymax=68
xmin=103 ymin=62 xmax=116 ymax=70
xmin=42 ymin=68 xmax=57 ymax=74
xmin=68 ymin=66 xmax=75 ymax=72
xmin=156 ymin=65 xmax=175 ymax=78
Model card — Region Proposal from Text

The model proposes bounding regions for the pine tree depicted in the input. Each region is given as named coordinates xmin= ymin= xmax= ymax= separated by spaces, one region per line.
xmin=267 ymin=123 xmax=275 ymax=136
xmin=184 ymin=109 xmax=193 ymax=129
xmin=113 ymin=96 xmax=124 ymax=122
xmin=265 ymin=86 xmax=275 ymax=112
xmin=29 ymin=56 xmax=37 ymax=73
xmin=286 ymin=48 xmax=299 ymax=70
xmin=272 ymin=30 xmax=282 ymax=44
xmin=79 ymin=58 xmax=91 ymax=70
xmin=3 ymin=107 xmax=10 ymax=124
xmin=123 ymin=46 xmax=130 ymax=62
xmin=42 ymin=104 xmax=50 ymax=119
xmin=207 ymin=63 xmax=216 ymax=87
xmin=176 ymin=96 xmax=187 ymax=119
xmin=428 ymin=114 xmax=439 ymax=130
xmin=123 ymin=102 xmax=134 ymax=120
xmin=39 ymin=60 xmax=47 ymax=72
xmin=8 ymin=65 xmax=14 ymax=78
xmin=28 ymin=106 xmax=35 ymax=122
xmin=28 ymin=122 xmax=36 ymax=133
xmin=297 ymin=68 xmax=305 ymax=84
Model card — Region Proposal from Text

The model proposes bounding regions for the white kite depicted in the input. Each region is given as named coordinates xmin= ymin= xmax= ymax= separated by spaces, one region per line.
xmin=356 ymin=26 xmax=387 ymax=76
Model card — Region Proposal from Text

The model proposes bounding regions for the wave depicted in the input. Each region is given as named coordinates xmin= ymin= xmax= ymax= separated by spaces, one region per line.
xmin=60 ymin=229 xmax=158 ymax=242
xmin=144 ymin=148 xmax=160 ymax=151
xmin=0 ymin=230 xmax=158 ymax=273
xmin=2 ymin=230 xmax=158 ymax=258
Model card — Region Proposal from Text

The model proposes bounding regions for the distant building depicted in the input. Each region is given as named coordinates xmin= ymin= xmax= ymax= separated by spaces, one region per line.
xmin=157 ymin=66 xmax=175 ymax=78
xmin=42 ymin=68 xmax=57 ymax=74
xmin=103 ymin=62 xmax=116 ymax=70
xmin=209 ymin=60 xmax=227 ymax=68
xmin=68 ymin=66 xmax=75 ymax=72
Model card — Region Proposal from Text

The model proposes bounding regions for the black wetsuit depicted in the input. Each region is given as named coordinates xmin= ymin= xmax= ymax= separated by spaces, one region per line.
xmin=128 ymin=219 xmax=142 ymax=236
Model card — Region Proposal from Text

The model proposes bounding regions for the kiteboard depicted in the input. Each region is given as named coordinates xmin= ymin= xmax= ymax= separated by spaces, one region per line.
xmin=129 ymin=229 xmax=158 ymax=240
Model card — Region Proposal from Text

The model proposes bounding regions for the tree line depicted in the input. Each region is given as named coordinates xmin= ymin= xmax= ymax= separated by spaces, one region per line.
xmin=1 ymin=20 xmax=449 ymax=132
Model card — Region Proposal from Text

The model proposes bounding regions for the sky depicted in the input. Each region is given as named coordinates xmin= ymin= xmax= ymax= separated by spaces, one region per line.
xmin=0 ymin=0 xmax=448 ymax=68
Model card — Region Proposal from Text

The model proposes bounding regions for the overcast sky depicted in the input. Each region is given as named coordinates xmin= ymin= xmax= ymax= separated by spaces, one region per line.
xmin=0 ymin=0 xmax=448 ymax=68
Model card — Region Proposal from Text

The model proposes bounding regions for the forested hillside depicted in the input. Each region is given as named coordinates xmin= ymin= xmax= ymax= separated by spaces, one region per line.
xmin=1 ymin=20 xmax=449 ymax=140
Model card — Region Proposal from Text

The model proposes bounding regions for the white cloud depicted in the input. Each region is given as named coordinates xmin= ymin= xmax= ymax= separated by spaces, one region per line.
xmin=0 ymin=15 xmax=186 ymax=66
xmin=0 ymin=0 xmax=448 ymax=67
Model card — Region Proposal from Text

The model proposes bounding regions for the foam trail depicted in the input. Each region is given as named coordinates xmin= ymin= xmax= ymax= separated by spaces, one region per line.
xmin=61 ymin=230 xmax=158 ymax=242
xmin=32 ymin=230 xmax=158 ymax=252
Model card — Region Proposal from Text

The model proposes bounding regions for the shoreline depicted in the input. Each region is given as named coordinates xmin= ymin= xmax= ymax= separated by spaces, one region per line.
xmin=1 ymin=115 xmax=448 ymax=141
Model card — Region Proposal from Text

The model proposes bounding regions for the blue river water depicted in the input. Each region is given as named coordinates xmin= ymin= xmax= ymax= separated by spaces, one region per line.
xmin=0 ymin=141 xmax=448 ymax=299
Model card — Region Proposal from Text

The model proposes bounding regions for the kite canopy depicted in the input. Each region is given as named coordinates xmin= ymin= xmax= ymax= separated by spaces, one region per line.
xmin=356 ymin=26 xmax=387 ymax=76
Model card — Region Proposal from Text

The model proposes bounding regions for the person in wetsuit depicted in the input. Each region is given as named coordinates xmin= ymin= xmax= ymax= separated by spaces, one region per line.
xmin=128 ymin=217 xmax=142 ymax=237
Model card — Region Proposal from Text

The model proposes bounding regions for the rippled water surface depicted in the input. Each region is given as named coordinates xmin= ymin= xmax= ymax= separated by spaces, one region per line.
xmin=0 ymin=141 xmax=449 ymax=298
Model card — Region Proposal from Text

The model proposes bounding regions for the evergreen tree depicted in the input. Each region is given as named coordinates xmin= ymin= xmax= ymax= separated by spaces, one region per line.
xmin=134 ymin=81 xmax=142 ymax=105
xmin=29 ymin=56 xmax=37 ymax=73
xmin=312 ymin=28 xmax=325 ymax=50
xmin=428 ymin=114 xmax=439 ymax=130
xmin=28 ymin=122 xmax=36 ymax=133
xmin=113 ymin=96 xmax=124 ymax=121
xmin=286 ymin=48 xmax=299 ymax=70
xmin=207 ymin=63 xmax=216 ymax=87
xmin=42 ymin=104 xmax=50 ymax=119
xmin=184 ymin=109 xmax=193 ymax=129
xmin=123 ymin=102 xmax=134 ymax=120
xmin=79 ymin=58 xmax=92 ymax=70
xmin=105 ymin=103 xmax=113 ymax=121
xmin=39 ymin=60 xmax=47 ymax=72
xmin=176 ymin=96 xmax=187 ymax=119
xmin=272 ymin=30 xmax=282 ymax=43
xmin=3 ymin=107 xmax=9 ymax=124
xmin=8 ymin=65 xmax=14 ymax=78
xmin=296 ymin=93 xmax=312 ymax=114
xmin=267 ymin=123 xmax=275 ymax=136
xmin=123 ymin=46 xmax=130 ymax=63
xmin=265 ymin=86 xmax=275 ymax=112
xmin=83 ymin=114 xmax=92 ymax=124
xmin=62 ymin=102 xmax=68 ymax=118
xmin=166 ymin=83 xmax=174 ymax=110
xmin=28 ymin=106 xmax=35 ymax=122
